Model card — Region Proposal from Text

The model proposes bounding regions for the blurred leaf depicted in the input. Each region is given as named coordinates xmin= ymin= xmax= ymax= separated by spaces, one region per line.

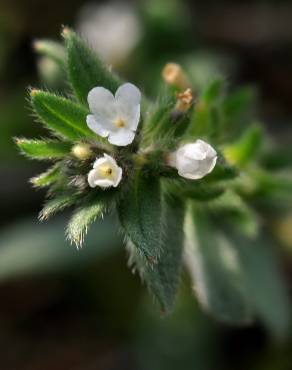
xmin=208 ymin=190 xmax=259 ymax=238
xmin=224 ymin=125 xmax=263 ymax=167
xmin=118 ymin=172 xmax=163 ymax=262
xmin=34 ymin=39 xmax=66 ymax=67
xmin=260 ymin=147 xmax=292 ymax=170
xmin=165 ymin=179 xmax=224 ymax=201
xmin=63 ymin=28 xmax=121 ymax=104
xmin=223 ymin=87 xmax=255 ymax=120
xmin=230 ymin=231 xmax=291 ymax=338
xmin=16 ymin=138 xmax=71 ymax=160
xmin=204 ymin=159 xmax=238 ymax=183
xmin=202 ymin=78 xmax=224 ymax=104
xmin=184 ymin=204 xmax=252 ymax=325
xmin=0 ymin=217 xmax=121 ymax=281
xmin=128 ymin=197 xmax=184 ymax=313
xmin=31 ymin=90 xmax=95 ymax=140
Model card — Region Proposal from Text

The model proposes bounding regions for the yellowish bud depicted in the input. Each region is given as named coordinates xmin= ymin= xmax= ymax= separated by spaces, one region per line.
xmin=162 ymin=63 xmax=190 ymax=90
xmin=175 ymin=88 xmax=194 ymax=112
xmin=72 ymin=143 xmax=93 ymax=161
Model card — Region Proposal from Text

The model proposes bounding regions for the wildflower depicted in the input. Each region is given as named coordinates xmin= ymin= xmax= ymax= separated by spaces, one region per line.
xmin=168 ymin=139 xmax=217 ymax=180
xmin=88 ymin=153 xmax=122 ymax=188
xmin=87 ymin=83 xmax=141 ymax=146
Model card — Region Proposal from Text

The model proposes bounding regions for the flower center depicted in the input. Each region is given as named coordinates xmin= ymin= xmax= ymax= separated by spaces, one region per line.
xmin=100 ymin=165 xmax=113 ymax=177
xmin=114 ymin=118 xmax=126 ymax=128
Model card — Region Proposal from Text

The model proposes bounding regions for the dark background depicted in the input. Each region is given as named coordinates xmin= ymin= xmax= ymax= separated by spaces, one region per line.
xmin=1 ymin=0 xmax=292 ymax=369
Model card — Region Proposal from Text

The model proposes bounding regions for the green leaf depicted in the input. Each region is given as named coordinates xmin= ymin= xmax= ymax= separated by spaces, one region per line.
xmin=202 ymin=78 xmax=225 ymax=104
xmin=30 ymin=164 xmax=63 ymax=187
xmin=230 ymin=231 xmax=291 ymax=338
xmin=63 ymin=28 xmax=121 ymax=104
xmin=224 ymin=125 xmax=263 ymax=167
xmin=31 ymin=90 xmax=95 ymax=140
xmin=204 ymin=159 xmax=238 ymax=183
xmin=39 ymin=193 xmax=79 ymax=221
xmin=118 ymin=172 xmax=163 ymax=262
xmin=208 ymin=190 xmax=259 ymax=237
xmin=185 ymin=204 xmax=252 ymax=324
xmin=164 ymin=179 xmax=224 ymax=201
xmin=260 ymin=147 xmax=292 ymax=170
xmin=33 ymin=39 xmax=66 ymax=67
xmin=66 ymin=200 xmax=107 ymax=248
xmin=16 ymin=138 xmax=71 ymax=159
xmin=128 ymin=197 xmax=184 ymax=313
xmin=223 ymin=87 xmax=255 ymax=121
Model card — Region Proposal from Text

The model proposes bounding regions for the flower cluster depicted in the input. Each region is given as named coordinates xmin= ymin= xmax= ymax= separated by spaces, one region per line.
xmin=85 ymin=83 xmax=217 ymax=188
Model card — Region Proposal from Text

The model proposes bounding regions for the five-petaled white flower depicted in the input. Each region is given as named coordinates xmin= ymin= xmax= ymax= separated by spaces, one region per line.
xmin=87 ymin=83 xmax=141 ymax=146
xmin=168 ymin=139 xmax=217 ymax=180
xmin=88 ymin=153 xmax=122 ymax=188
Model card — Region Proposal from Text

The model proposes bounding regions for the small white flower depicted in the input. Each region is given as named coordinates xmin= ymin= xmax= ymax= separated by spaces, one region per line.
xmin=88 ymin=153 xmax=122 ymax=188
xmin=87 ymin=83 xmax=141 ymax=146
xmin=169 ymin=139 xmax=217 ymax=180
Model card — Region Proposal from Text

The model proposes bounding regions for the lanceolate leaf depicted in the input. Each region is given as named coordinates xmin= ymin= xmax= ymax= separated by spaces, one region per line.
xmin=63 ymin=28 xmax=121 ymax=104
xmin=39 ymin=193 xmax=79 ymax=221
xmin=31 ymin=90 xmax=95 ymax=140
xmin=118 ymin=172 xmax=163 ymax=262
xmin=184 ymin=204 xmax=252 ymax=324
xmin=66 ymin=201 xmax=107 ymax=248
xmin=30 ymin=164 xmax=62 ymax=188
xmin=16 ymin=138 xmax=71 ymax=160
xmin=128 ymin=197 xmax=185 ymax=313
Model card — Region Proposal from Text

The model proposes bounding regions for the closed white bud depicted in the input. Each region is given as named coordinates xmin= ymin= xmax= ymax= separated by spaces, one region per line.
xmin=168 ymin=139 xmax=217 ymax=180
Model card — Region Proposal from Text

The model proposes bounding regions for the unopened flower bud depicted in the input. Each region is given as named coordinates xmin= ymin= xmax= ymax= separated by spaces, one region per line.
xmin=72 ymin=143 xmax=93 ymax=161
xmin=175 ymin=88 xmax=193 ymax=112
xmin=162 ymin=63 xmax=190 ymax=90
xmin=167 ymin=139 xmax=217 ymax=180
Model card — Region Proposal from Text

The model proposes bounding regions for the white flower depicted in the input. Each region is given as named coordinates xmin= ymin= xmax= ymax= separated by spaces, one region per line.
xmin=77 ymin=3 xmax=142 ymax=66
xmin=87 ymin=83 xmax=141 ymax=146
xmin=88 ymin=154 xmax=122 ymax=188
xmin=169 ymin=139 xmax=217 ymax=180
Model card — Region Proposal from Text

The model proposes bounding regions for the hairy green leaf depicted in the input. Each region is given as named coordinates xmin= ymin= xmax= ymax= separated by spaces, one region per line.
xmin=66 ymin=201 xmax=107 ymax=248
xmin=185 ymin=204 xmax=252 ymax=324
xmin=128 ymin=197 xmax=184 ymax=313
xmin=30 ymin=164 xmax=63 ymax=187
xmin=39 ymin=193 xmax=79 ymax=221
xmin=63 ymin=28 xmax=121 ymax=104
xmin=118 ymin=173 xmax=163 ymax=262
xmin=16 ymin=138 xmax=71 ymax=159
xmin=31 ymin=90 xmax=95 ymax=140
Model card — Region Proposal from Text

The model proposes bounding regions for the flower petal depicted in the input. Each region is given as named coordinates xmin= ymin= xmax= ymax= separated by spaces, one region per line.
xmin=115 ymin=83 xmax=141 ymax=106
xmin=108 ymin=129 xmax=135 ymax=146
xmin=113 ymin=167 xmax=123 ymax=187
xmin=115 ymin=83 xmax=141 ymax=130
xmin=87 ymin=86 xmax=116 ymax=121
xmin=86 ymin=115 xmax=109 ymax=138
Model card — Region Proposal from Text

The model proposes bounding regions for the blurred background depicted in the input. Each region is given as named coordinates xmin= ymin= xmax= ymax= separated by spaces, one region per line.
xmin=1 ymin=0 xmax=292 ymax=369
